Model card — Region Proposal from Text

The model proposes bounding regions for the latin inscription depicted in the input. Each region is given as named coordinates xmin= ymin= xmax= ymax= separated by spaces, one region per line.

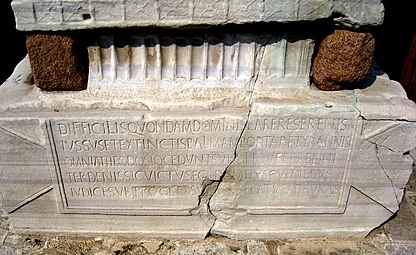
xmin=49 ymin=115 xmax=356 ymax=214
xmin=234 ymin=116 xmax=356 ymax=213
xmin=50 ymin=116 xmax=243 ymax=214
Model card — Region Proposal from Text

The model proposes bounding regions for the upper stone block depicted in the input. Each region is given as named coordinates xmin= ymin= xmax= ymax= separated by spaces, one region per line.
xmin=11 ymin=0 xmax=384 ymax=31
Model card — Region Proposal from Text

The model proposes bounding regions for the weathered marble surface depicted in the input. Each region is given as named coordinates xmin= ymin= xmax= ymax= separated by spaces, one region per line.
xmin=0 ymin=57 xmax=414 ymax=238
xmin=88 ymin=33 xmax=314 ymax=91
xmin=11 ymin=0 xmax=384 ymax=31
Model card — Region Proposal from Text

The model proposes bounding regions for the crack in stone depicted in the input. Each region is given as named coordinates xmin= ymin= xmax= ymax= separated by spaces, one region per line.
xmin=191 ymin=179 xmax=216 ymax=212
xmin=353 ymin=90 xmax=416 ymax=123
xmin=353 ymin=90 xmax=365 ymax=120
xmin=137 ymin=102 xmax=151 ymax=111
xmin=202 ymin=42 xmax=266 ymax=236
xmin=350 ymin=186 xmax=395 ymax=214
xmin=344 ymin=93 xmax=405 ymax=213
xmin=373 ymin=143 xmax=400 ymax=205
xmin=354 ymin=89 xmax=412 ymax=207
xmin=372 ymin=143 xmax=399 ymax=153
xmin=205 ymin=79 xmax=256 ymax=236
xmin=360 ymin=120 xmax=416 ymax=153
xmin=341 ymin=185 xmax=394 ymax=215
xmin=363 ymin=118 xmax=415 ymax=122
xmin=204 ymin=117 xmax=249 ymax=235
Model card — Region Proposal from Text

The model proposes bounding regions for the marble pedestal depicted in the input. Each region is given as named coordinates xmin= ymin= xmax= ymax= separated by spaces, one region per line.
xmin=0 ymin=56 xmax=414 ymax=238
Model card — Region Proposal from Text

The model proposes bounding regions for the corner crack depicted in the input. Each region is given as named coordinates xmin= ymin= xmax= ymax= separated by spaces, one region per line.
xmin=350 ymin=186 xmax=395 ymax=214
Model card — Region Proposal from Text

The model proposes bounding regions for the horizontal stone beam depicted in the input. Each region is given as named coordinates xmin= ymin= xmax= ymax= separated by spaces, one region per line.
xmin=11 ymin=0 xmax=384 ymax=31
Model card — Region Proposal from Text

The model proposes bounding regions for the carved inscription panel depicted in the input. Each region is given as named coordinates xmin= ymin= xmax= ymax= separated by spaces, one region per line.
xmin=48 ymin=114 xmax=244 ymax=214
xmin=233 ymin=115 xmax=357 ymax=214
xmin=47 ymin=112 xmax=357 ymax=215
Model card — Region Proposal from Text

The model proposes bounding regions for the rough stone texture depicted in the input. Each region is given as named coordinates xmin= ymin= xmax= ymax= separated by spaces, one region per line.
xmin=312 ymin=30 xmax=376 ymax=91
xmin=277 ymin=240 xmax=386 ymax=254
xmin=4 ymin=212 xmax=414 ymax=255
xmin=170 ymin=242 xmax=229 ymax=255
xmin=11 ymin=0 xmax=384 ymax=31
xmin=0 ymin=214 xmax=395 ymax=255
xmin=385 ymin=243 xmax=416 ymax=255
xmin=385 ymin=193 xmax=416 ymax=241
xmin=26 ymin=34 xmax=88 ymax=91
xmin=0 ymin=228 xmax=390 ymax=255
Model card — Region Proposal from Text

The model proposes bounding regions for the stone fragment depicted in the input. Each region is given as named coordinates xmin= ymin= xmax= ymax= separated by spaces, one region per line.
xmin=278 ymin=240 xmax=385 ymax=254
xmin=142 ymin=240 xmax=163 ymax=253
xmin=170 ymin=242 xmax=228 ymax=255
xmin=312 ymin=30 xmax=375 ymax=90
xmin=88 ymin=251 xmax=115 ymax=255
xmin=26 ymin=34 xmax=88 ymax=91
xmin=246 ymin=241 xmax=270 ymax=255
